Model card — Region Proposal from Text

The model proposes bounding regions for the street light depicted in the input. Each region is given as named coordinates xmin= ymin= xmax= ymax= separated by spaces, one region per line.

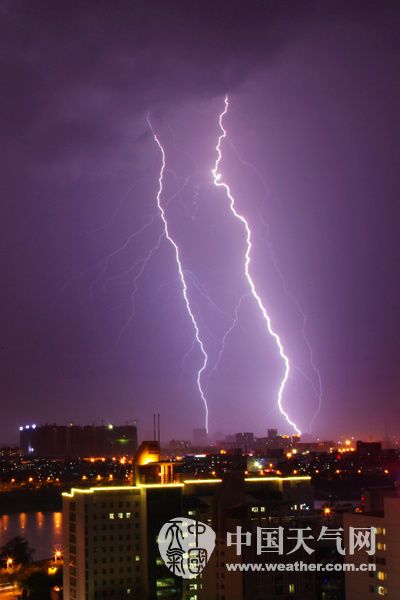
xmin=54 ymin=550 xmax=62 ymax=562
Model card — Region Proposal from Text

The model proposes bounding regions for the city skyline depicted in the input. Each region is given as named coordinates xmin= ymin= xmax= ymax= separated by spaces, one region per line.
xmin=1 ymin=1 xmax=400 ymax=443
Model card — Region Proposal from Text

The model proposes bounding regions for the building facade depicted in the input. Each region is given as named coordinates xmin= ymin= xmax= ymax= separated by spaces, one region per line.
xmin=344 ymin=494 xmax=400 ymax=599
xmin=19 ymin=423 xmax=137 ymax=458
xmin=63 ymin=475 xmax=314 ymax=600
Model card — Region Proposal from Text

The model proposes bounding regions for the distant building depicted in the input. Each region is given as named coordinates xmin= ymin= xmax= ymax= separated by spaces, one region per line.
xmin=193 ymin=428 xmax=208 ymax=447
xmin=235 ymin=432 xmax=254 ymax=448
xmin=265 ymin=433 xmax=293 ymax=450
xmin=19 ymin=423 xmax=137 ymax=458
xmin=298 ymin=441 xmax=337 ymax=453
xmin=167 ymin=439 xmax=192 ymax=453
xmin=356 ymin=441 xmax=382 ymax=456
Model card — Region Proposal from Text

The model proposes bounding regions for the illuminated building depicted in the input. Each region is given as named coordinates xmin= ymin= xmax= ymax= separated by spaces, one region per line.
xmin=63 ymin=444 xmax=313 ymax=600
xmin=199 ymin=475 xmax=315 ymax=600
xmin=63 ymin=484 xmax=183 ymax=600
xmin=19 ymin=423 xmax=137 ymax=458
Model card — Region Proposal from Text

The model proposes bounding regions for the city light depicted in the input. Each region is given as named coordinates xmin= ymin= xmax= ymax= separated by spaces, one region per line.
xmin=245 ymin=476 xmax=311 ymax=482
xmin=62 ymin=475 xmax=312 ymax=499
xmin=54 ymin=550 xmax=62 ymax=561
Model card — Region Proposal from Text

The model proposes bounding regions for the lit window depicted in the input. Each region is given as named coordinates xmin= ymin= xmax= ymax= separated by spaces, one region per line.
xmin=289 ymin=583 xmax=295 ymax=593
xmin=135 ymin=555 xmax=140 ymax=562
xmin=156 ymin=577 xmax=175 ymax=588
xmin=126 ymin=512 xmax=131 ymax=518
xmin=118 ymin=513 xmax=123 ymax=519
xmin=377 ymin=586 xmax=387 ymax=596
xmin=377 ymin=543 xmax=387 ymax=551
xmin=260 ymin=507 xmax=266 ymax=512
xmin=251 ymin=507 xmax=259 ymax=513
xmin=377 ymin=572 xmax=387 ymax=581
xmin=109 ymin=513 xmax=115 ymax=519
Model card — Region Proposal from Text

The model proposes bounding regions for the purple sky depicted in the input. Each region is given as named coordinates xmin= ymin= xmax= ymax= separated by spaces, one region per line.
xmin=1 ymin=1 xmax=400 ymax=443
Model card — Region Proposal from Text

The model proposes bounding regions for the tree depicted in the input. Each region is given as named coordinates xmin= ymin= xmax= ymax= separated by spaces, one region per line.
xmin=0 ymin=537 xmax=34 ymax=567
xmin=21 ymin=570 xmax=52 ymax=600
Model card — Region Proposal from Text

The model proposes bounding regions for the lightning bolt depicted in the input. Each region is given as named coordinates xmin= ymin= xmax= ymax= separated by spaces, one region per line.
xmin=100 ymin=176 xmax=192 ymax=293
xmin=212 ymin=95 xmax=301 ymax=436
xmin=59 ymin=209 xmax=160 ymax=296
xmin=61 ymin=165 xmax=199 ymax=351
xmin=147 ymin=114 xmax=210 ymax=433
xmin=229 ymin=140 xmax=323 ymax=431
xmin=116 ymin=232 xmax=164 ymax=341
xmin=208 ymin=292 xmax=250 ymax=381
xmin=180 ymin=270 xmax=232 ymax=378
xmin=184 ymin=269 xmax=232 ymax=323
xmin=270 ymin=254 xmax=323 ymax=432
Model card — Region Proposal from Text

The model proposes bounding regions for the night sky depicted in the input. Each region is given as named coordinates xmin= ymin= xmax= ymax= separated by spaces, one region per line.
xmin=1 ymin=0 xmax=400 ymax=443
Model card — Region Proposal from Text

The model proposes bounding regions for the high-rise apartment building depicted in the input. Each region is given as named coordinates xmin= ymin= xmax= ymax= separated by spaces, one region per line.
xmin=63 ymin=484 xmax=183 ymax=600
xmin=63 ymin=465 xmax=314 ymax=600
